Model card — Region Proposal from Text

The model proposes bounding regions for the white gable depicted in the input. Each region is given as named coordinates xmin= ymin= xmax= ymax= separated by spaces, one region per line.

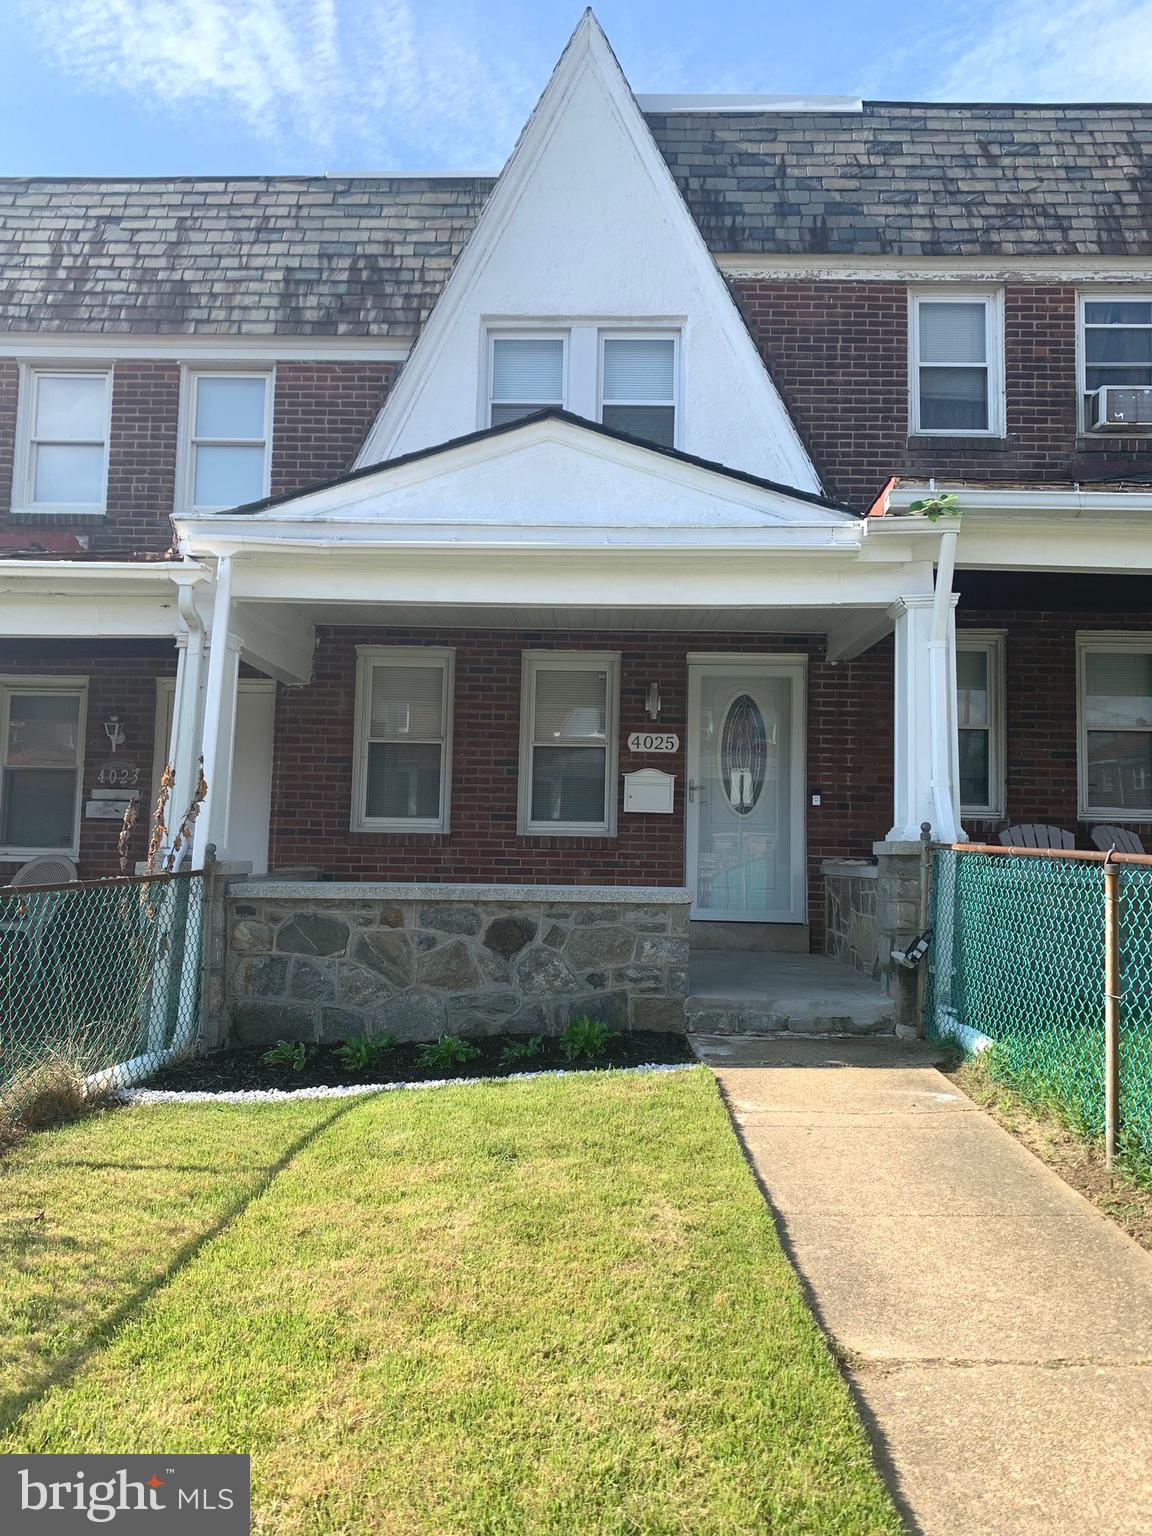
xmin=210 ymin=417 xmax=849 ymax=546
xmin=356 ymin=12 xmax=821 ymax=495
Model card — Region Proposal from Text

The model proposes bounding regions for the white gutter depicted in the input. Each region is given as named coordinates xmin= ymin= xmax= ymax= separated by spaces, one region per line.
xmin=886 ymin=485 xmax=1152 ymax=518
xmin=928 ymin=529 xmax=960 ymax=842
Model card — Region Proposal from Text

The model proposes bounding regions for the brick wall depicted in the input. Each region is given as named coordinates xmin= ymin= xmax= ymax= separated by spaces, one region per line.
xmin=269 ymin=626 xmax=896 ymax=939
xmin=0 ymin=640 xmax=178 ymax=880
xmin=959 ymin=609 xmax=1152 ymax=846
xmin=0 ymin=358 xmax=395 ymax=555
xmin=735 ymin=280 xmax=1152 ymax=508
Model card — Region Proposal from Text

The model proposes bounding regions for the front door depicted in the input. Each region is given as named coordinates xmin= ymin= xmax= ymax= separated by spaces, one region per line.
xmin=685 ymin=656 xmax=805 ymax=922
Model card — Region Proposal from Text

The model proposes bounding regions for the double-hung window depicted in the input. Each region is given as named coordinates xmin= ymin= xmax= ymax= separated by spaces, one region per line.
xmin=353 ymin=648 xmax=454 ymax=832
xmin=182 ymin=370 xmax=273 ymax=510
xmin=910 ymin=292 xmax=1003 ymax=435
xmin=16 ymin=368 xmax=111 ymax=513
xmin=956 ymin=633 xmax=1004 ymax=817
xmin=1081 ymin=298 xmax=1152 ymax=423
xmin=519 ymin=652 xmax=619 ymax=836
xmin=0 ymin=680 xmax=87 ymax=857
xmin=600 ymin=335 xmax=677 ymax=447
xmin=1078 ymin=637 xmax=1152 ymax=818
xmin=489 ymin=336 xmax=565 ymax=426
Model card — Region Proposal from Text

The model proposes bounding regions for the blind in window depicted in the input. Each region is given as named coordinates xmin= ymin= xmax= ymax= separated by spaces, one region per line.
xmin=919 ymin=303 xmax=987 ymax=365
xmin=1085 ymin=652 xmax=1152 ymax=729
xmin=491 ymin=339 xmax=564 ymax=404
xmin=533 ymin=668 xmax=607 ymax=743
xmin=602 ymin=338 xmax=675 ymax=402
xmin=369 ymin=664 xmax=446 ymax=740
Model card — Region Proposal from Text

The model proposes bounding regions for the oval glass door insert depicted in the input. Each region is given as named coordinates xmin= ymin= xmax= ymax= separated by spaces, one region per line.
xmin=720 ymin=693 xmax=767 ymax=815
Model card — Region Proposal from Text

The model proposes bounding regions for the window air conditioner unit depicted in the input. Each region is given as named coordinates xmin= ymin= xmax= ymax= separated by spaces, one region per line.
xmin=1090 ymin=385 xmax=1152 ymax=431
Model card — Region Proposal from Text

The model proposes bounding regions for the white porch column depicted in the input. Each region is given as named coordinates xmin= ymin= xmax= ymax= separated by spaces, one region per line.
xmin=166 ymin=581 xmax=207 ymax=854
xmin=192 ymin=555 xmax=241 ymax=868
xmin=889 ymin=592 xmax=964 ymax=844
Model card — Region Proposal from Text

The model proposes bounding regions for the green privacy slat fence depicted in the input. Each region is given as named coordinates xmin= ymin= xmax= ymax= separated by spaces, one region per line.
xmin=0 ymin=870 xmax=204 ymax=1095
xmin=926 ymin=848 xmax=1152 ymax=1160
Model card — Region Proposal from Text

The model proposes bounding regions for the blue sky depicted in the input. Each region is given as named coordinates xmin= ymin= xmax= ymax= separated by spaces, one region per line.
xmin=2 ymin=0 xmax=1150 ymax=177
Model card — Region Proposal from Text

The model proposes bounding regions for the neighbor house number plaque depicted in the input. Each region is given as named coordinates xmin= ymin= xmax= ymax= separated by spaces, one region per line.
xmin=626 ymin=732 xmax=679 ymax=753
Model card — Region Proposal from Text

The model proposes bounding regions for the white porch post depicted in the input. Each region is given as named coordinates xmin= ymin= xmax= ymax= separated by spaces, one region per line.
xmin=888 ymin=592 xmax=964 ymax=845
xmin=166 ymin=580 xmax=207 ymax=854
xmin=192 ymin=554 xmax=241 ymax=868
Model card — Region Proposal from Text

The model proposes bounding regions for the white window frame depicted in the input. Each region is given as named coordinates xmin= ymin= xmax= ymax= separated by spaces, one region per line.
xmin=482 ymin=320 xmax=684 ymax=439
xmin=13 ymin=365 xmax=113 ymax=515
xmin=956 ymin=631 xmax=1005 ymax=818
xmin=486 ymin=330 xmax=568 ymax=428
xmin=1076 ymin=290 xmax=1152 ymax=432
xmin=1077 ymin=632 xmax=1152 ymax=821
xmin=0 ymin=676 xmax=88 ymax=860
xmin=908 ymin=289 xmax=1004 ymax=437
xmin=177 ymin=366 xmax=275 ymax=513
xmin=598 ymin=330 xmax=680 ymax=448
xmin=518 ymin=650 xmax=620 ymax=837
xmin=351 ymin=646 xmax=455 ymax=834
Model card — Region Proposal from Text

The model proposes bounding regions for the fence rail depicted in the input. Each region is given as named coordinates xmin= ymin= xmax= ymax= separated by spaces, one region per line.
xmin=926 ymin=845 xmax=1152 ymax=1162
xmin=0 ymin=869 xmax=204 ymax=1097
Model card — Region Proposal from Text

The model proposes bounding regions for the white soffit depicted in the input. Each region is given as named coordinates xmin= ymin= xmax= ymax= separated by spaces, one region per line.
xmin=354 ymin=12 xmax=821 ymax=494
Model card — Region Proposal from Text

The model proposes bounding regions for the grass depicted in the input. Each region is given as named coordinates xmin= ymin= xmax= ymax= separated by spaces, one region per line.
xmin=0 ymin=1070 xmax=900 ymax=1536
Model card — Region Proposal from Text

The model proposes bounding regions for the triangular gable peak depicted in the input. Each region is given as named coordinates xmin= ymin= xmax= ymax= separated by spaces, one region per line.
xmin=356 ymin=11 xmax=820 ymax=494
xmin=209 ymin=414 xmax=851 ymax=539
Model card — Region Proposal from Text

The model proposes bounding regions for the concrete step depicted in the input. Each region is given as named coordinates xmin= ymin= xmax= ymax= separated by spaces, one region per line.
xmin=685 ymin=951 xmax=895 ymax=1037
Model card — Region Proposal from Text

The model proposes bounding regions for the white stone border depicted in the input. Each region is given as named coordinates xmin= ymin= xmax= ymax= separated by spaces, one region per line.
xmin=116 ymin=1061 xmax=699 ymax=1105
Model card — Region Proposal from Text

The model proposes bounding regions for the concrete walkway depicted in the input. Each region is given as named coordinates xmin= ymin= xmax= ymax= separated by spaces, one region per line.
xmin=687 ymin=951 xmax=894 ymax=1035
xmin=695 ymin=1035 xmax=1152 ymax=1536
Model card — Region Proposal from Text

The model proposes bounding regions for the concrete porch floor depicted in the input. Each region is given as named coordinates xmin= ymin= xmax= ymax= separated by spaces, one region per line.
xmin=686 ymin=950 xmax=895 ymax=1036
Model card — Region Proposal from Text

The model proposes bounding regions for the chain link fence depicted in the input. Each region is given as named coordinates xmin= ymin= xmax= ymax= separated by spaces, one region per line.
xmin=0 ymin=870 xmax=204 ymax=1102
xmin=926 ymin=846 xmax=1152 ymax=1161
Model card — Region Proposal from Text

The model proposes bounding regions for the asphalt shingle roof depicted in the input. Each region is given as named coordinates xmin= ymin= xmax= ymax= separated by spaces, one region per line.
xmin=2 ymin=102 xmax=1151 ymax=336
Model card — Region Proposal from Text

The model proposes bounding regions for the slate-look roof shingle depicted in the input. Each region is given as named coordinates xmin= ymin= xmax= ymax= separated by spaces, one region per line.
xmin=2 ymin=102 xmax=1151 ymax=336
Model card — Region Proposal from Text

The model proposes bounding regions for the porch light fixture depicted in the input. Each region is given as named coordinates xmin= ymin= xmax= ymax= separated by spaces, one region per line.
xmin=103 ymin=714 xmax=126 ymax=753
xmin=645 ymin=682 xmax=661 ymax=720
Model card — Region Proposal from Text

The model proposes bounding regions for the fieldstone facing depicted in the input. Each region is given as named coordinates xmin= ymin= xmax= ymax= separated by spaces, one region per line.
xmin=226 ymin=882 xmax=691 ymax=1044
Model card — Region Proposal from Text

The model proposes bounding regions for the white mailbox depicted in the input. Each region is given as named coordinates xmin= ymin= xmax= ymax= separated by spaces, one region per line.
xmin=623 ymin=768 xmax=675 ymax=815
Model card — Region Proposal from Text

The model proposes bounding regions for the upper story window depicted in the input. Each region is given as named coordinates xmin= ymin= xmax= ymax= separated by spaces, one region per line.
xmin=181 ymin=370 xmax=273 ymax=511
xmin=15 ymin=367 xmax=111 ymax=513
xmin=0 ymin=678 xmax=87 ymax=858
xmin=489 ymin=336 xmax=566 ymax=426
xmin=909 ymin=292 xmax=1003 ymax=436
xmin=352 ymin=646 xmax=455 ymax=833
xmin=486 ymin=324 xmax=679 ymax=448
xmin=1080 ymin=298 xmax=1152 ymax=430
xmin=600 ymin=336 xmax=676 ymax=448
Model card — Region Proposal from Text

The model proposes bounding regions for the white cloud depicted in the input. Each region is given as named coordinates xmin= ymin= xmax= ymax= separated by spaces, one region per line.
xmin=929 ymin=0 xmax=1152 ymax=101
xmin=18 ymin=0 xmax=544 ymax=167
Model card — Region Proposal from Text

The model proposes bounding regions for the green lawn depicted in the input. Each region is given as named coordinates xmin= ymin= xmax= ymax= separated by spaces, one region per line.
xmin=0 ymin=1069 xmax=900 ymax=1536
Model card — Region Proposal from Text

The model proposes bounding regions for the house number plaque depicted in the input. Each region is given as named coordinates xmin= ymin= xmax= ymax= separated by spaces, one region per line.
xmin=627 ymin=732 xmax=679 ymax=753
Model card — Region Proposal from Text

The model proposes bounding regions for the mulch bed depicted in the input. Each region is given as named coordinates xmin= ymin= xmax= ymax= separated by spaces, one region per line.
xmin=145 ymin=1030 xmax=695 ymax=1093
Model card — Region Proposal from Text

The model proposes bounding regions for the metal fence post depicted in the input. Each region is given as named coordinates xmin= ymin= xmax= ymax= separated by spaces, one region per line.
xmin=1103 ymin=852 xmax=1121 ymax=1168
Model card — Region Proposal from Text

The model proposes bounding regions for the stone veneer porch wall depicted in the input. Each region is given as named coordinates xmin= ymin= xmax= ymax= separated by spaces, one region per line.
xmin=822 ymin=858 xmax=880 ymax=980
xmin=225 ymin=882 xmax=691 ymax=1043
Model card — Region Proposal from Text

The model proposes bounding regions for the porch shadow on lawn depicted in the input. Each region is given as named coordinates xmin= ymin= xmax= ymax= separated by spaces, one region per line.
xmin=0 ymin=1097 xmax=356 ymax=1436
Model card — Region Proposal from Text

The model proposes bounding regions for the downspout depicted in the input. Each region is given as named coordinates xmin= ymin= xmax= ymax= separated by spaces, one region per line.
xmin=169 ymin=578 xmax=206 ymax=871
xmin=927 ymin=529 xmax=959 ymax=842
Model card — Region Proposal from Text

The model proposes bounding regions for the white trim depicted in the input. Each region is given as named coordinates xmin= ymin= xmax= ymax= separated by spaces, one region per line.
xmin=0 ymin=333 xmax=411 ymax=362
xmin=956 ymin=630 xmax=1005 ymax=818
xmin=1076 ymin=632 xmax=1152 ymax=821
xmin=718 ymin=254 xmax=1152 ymax=282
xmin=1076 ymin=288 xmax=1152 ymax=434
xmin=13 ymin=363 xmax=113 ymax=516
xmin=908 ymin=287 xmax=1004 ymax=437
xmin=684 ymin=652 xmax=807 ymax=924
xmin=351 ymin=645 xmax=455 ymax=834
xmin=177 ymin=366 xmax=274 ymax=514
xmin=0 ymin=676 xmax=88 ymax=860
xmin=518 ymin=650 xmax=620 ymax=837
xmin=637 ymin=93 xmax=862 ymax=114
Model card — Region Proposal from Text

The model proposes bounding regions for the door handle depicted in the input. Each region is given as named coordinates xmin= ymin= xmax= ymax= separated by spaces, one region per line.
xmin=688 ymin=779 xmax=702 ymax=803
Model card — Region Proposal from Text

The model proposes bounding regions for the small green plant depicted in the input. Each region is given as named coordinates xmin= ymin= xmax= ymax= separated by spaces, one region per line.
xmin=417 ymin=1034 xmax=481 ymax=1070
xmin=907 ymin=491 xmax=960 ymax=523
xmin=335 ymin=1035 xmax=396 ymax=1072
xmin=262 ymin=1040 xmax=310 ymax=1072
xmin=559 ymin=1016 xmax=618 ymax=1062
xmin=500 ymin=1034 xmax=545 ymax=1065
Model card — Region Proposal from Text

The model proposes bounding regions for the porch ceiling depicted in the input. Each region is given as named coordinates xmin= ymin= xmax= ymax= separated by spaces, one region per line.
xmin=290 ymin=601 xmax=878 ymax=633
